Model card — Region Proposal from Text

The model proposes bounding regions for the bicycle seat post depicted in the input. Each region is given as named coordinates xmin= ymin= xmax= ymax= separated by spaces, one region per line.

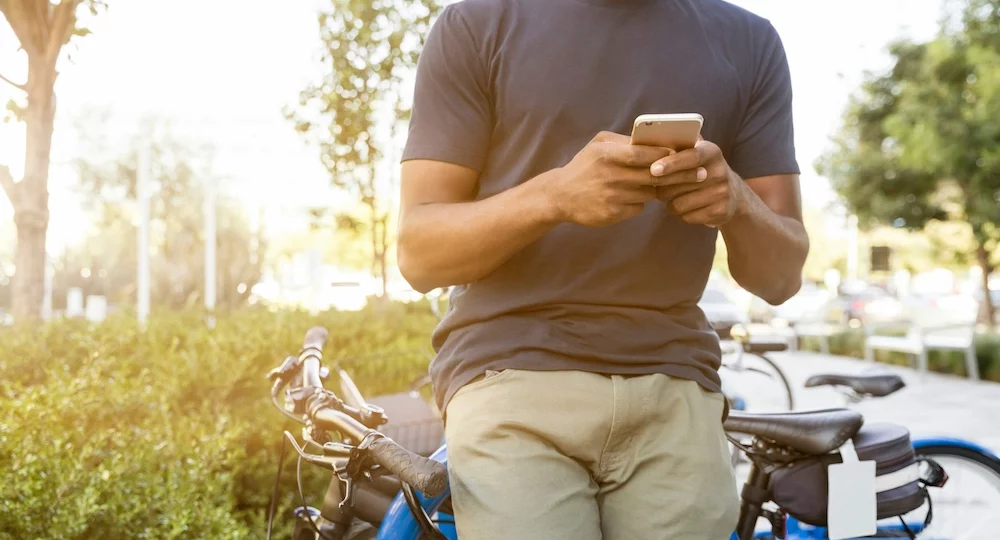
xmin=838 ymin=388 xmax=863 ymax=406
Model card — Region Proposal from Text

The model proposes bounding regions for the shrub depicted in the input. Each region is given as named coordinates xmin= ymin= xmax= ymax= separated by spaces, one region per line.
xmin=4 ymin=302 xmax=996 ymax=539
xmin=0 ymin=304 xmax=438 ymax=540
xmin=798 ymin=327 xmax=1000 ymax=381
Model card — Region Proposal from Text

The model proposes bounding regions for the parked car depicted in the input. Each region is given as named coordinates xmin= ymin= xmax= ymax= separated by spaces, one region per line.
xmin=748 ymin=284 xmax=831 ymax=325
xmin=903 ymin=292 xmax=979 ymax=322
xmin=699 ymin=287 xmax=749 ymax=338
xmin=825 ymin=285 xmax=905 ymax=327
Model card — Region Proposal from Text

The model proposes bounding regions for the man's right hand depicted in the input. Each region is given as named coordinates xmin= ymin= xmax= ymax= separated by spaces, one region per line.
xmin=540 ymin=131 xmax=674 ymax=227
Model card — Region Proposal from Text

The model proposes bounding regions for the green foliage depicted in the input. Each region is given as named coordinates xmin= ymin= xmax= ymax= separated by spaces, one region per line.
xmin=2 ymin=302 xmax=998 ymax=538
xmin=0 ymin=306 xmax=438 ymax=539
xmin=287 ymin=0 xmax=442 ymax=294
xmin=819 ymin=0 xmax=1000 ymax=323
xmin=57 ymin=117 xmax=265 ymax=310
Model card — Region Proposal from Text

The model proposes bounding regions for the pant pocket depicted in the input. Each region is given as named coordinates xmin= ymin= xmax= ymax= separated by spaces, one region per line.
xmin=449 ymin=368 xmax=516 ymax=404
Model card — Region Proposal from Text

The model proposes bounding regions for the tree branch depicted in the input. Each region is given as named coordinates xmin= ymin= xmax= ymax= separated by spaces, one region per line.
xmin=0 ymin=71 xmax=27 ymax=92
xmin=0 ymin=0 xmax=41 ymax=57
xmin=45 ymin=0 xmax=82 ymax=66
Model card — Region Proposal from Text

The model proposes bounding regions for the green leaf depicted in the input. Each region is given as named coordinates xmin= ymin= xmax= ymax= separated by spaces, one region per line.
xmin=288 ymin=0 xmax=443 ymax=290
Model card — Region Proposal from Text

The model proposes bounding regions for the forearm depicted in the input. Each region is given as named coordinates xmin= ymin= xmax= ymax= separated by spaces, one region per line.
xmin=720 ymin=182 xmax=809 ymax=305
xmin=397 ymin=170 xmax=562 ymax=293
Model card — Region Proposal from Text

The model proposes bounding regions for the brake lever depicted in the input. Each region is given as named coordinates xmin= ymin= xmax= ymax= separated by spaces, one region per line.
xmin=267 ymin=356 xmax=300 ymax=383
xmin=334 ymin=432 xmax=384 ymax=510
xmin=283 ymin=431 xmax=342 ymax=471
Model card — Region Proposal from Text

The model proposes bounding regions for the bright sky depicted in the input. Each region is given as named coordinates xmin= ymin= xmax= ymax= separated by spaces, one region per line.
xmin=0 ymin=0 xmax=946 ymax=255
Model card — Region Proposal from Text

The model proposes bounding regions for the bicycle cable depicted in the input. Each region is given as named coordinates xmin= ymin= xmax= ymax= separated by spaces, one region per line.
xmin=297 ymin=454 xmax=337 ymax=540
xmin=265 ymin=435 xmax=288 ymax=540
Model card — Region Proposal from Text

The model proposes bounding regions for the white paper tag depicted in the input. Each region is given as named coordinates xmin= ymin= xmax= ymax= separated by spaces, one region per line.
xmin=827 ymin=439 xmax=877 ymax=540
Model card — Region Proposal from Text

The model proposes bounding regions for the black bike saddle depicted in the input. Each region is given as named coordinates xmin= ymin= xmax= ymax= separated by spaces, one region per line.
xmin=804 ymin=373 xmax=906 ymax=398
xmin=724 ymin=408 xmax=864 ymax=455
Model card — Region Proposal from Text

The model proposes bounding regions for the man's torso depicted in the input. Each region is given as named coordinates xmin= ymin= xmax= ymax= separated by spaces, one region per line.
xmin=423 ymin=0 xmax=783 ymax=411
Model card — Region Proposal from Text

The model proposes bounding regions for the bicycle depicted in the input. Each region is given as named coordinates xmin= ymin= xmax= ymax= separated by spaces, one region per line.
xmin=720 ymin=333 xmax=795 ymax=413
xmin=265 ymin=327 xmax=450 ymax=540
xmin=721 ymin=326 xmax=797 ymax=467
xmin=792 ymin=371 xmax=1000 ymax=539
xmin=266 ymin=326 xmax=974 ymax=540
xmin=726 ymin=325 xmax=1000 ymax=539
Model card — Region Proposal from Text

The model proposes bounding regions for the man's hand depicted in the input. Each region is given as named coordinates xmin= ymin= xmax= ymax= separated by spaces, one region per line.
xmin=540 ymin=131 xmax=672 ymax=227
xmin=648 ymin=140 xmax=748 ymax=227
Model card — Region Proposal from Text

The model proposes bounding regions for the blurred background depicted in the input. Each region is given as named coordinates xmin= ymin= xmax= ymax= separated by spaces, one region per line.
xmin=3 ymin=0 xmax=1000 ymax=538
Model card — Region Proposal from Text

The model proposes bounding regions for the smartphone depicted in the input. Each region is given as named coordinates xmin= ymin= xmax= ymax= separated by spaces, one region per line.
xmin=630 ymin=113 xmax=704 ymax=150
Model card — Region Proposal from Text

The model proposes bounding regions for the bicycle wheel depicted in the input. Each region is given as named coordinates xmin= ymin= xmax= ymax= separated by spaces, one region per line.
xmin=896 ymin=444 xmax=1000 ymax=539
xmin=721 ymin=352 xmax=794 ymax=413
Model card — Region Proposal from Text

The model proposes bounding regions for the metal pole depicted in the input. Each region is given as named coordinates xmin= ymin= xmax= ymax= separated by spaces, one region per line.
xmin=204 ymin=176 xmax=216 ymax=326
xmin=847 ymin=213 xmax=859 ymax=282
xmin=41 ymin=253 xmax=53 ymax=321
xmin=137 ymin=144 xmax=151 ymax=326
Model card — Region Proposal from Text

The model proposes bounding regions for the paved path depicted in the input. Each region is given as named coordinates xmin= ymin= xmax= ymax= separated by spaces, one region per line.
xmin=726 ymin=350 xmax=1000 ymax=453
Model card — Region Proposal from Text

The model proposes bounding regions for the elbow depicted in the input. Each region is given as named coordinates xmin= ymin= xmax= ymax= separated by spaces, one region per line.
xmin=743 ymin=237 xmax=808 ymax=306
xmin=761 ymin=248 xmax=808 ymax=305
xmin=397 ymin=249 xmax=433 ymax=295
xmin=761 ymin=276 xmax=802 ymax=306
xmin=397 ymin=233 xmax=437 ymax=295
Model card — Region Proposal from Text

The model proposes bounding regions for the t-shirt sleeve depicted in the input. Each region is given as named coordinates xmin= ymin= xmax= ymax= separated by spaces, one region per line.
xmin=727 ymin=21 xmax=800 ymax=180
xmin=401 ymin=6 xmax=492 ymax=172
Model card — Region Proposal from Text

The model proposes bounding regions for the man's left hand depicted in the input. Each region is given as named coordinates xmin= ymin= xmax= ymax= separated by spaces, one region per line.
xmin=649 ymin=140 xmax=748 ymax=227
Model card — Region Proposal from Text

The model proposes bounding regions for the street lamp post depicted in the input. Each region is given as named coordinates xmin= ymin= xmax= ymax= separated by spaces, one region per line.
xmin=847 ymin=213 xmax=859 ymax=281
xmin=137 ymin=144 xmax=151 ymax=326
xmin=204 ymin=175 xmax=216 ymax=328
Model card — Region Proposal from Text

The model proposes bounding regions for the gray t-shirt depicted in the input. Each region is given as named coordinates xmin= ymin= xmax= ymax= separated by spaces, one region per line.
xmin=402 ymin=0 xmax=799 ymax=413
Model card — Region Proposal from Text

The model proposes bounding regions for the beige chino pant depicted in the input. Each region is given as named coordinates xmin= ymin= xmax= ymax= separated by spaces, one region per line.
xmin=445 ymin=369 xmax=739 ymax=540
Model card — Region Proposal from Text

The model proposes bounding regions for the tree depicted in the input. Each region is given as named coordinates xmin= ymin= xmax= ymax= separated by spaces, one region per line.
xmin=0 ymin=0 xmax=106 ymax=320
xmin=818 ymin=0 xmax=1000 ymax=325
xmin=62 ymin=118 xmax=265 ymax=310
xmin=288 ymin=0 xmax=441 ymax=298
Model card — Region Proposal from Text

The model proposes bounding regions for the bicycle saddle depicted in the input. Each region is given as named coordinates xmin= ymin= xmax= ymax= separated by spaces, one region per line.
xmin=724 ymin=408 xmax=864 ymax=455
xmin=803 ymin=373 xmax=905 ymax=398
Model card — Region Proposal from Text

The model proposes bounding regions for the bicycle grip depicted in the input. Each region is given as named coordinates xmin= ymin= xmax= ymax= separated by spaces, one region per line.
xmin=302 ymin=326 xmax=329 ymax=352
xmin=368 ymin=436 xmax=448 ymax=497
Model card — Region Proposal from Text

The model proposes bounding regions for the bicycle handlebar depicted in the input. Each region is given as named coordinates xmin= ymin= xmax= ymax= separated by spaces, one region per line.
xmin=303 ymin=326 xmax=329 ymax=351
xmin=277 ymin=326 xmax=449 ymax=497
xmin=301 ymin=327 xmax=328 ymax=390
xmin=367 ymin=436 xmax=449 ymax=495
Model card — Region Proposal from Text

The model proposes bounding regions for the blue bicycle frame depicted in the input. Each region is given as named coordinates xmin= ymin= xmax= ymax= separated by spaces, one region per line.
xmin=376 ymin=437 xmax=999 ymax=540
xmin=377 ymin=445 xmax=455 ymax=540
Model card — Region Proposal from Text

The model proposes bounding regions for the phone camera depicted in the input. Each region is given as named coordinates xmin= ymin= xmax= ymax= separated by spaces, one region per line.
xmin=644 ymin=121 xmax=653 ymax=126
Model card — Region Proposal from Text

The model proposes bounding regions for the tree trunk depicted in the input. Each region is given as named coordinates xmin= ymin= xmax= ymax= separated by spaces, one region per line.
xmin=9 ymin=69 xmax=57 ymax=321
xmin=975 ymin=241 xmax=996 ymax=327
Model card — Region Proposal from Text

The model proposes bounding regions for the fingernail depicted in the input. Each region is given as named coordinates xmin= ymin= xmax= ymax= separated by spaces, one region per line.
xmin=697 ymin=167 xmax=707 ymax=181
xmin=652 ymin=164 xmax=664 ymax=176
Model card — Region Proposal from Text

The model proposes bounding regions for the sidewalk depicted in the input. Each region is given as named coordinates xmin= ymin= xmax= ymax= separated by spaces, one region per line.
xmin=740 ymin=351 xmax=1000 ymax=453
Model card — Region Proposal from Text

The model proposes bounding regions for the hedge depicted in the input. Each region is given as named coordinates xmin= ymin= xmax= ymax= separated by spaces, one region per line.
xmin=0 ymin=304 xmax=438 ymax=540
xmin=3 ymin=305 xmax=997 ymax=539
